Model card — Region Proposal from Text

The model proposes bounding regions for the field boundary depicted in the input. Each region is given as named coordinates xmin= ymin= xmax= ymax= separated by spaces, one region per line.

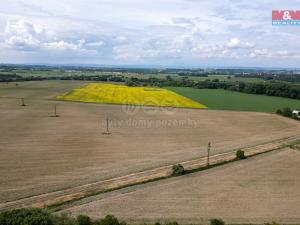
xmin=0 ymin=135 xmax=299 ymax=212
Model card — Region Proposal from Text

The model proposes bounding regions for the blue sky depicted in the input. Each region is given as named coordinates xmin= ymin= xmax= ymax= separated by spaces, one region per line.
xmin=0 ymin=0 xmax=300 ymax=67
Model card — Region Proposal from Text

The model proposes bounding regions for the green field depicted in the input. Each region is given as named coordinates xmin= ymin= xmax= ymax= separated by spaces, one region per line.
xmin=166 ymin=87 xmax=300 ymax=112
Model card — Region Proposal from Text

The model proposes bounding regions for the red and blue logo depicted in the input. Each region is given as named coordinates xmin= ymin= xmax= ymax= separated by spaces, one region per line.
xmin=272 ymin=10 xmax=300 ymax=26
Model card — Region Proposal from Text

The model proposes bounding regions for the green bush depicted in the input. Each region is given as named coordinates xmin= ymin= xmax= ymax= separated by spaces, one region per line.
xmin=95 ymin=215 xmax=120 ymax=225
xmin=282 ymin=107 xmax=292 ymax=117
xmin=172 ymin=164 xmax=185 ymax=176
xmin=76 ymin=215 xmax=91 ymax=225
xmin=0 ymin=208 xmax=53 ymax=225
xmin=275 ymin=109 xmax=282 ymax=115
xmin=165 ymin=222 xmax=179 ymax=225
xmin=236 ymin=150 xmax=246 ymax=160
xmin=51 ymin=213 xmax=75 ymax=225
xmin=264 ymin=222 xmax=280 ymax=225
xmin=210 ymin=218 xmax=225 ymax=225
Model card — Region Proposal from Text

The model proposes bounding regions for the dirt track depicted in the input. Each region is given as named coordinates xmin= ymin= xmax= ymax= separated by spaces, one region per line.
xmin=66 ymin=148 xmax=300 ymax=224
xmin=1 ymin=81 xmax=300 ymax=205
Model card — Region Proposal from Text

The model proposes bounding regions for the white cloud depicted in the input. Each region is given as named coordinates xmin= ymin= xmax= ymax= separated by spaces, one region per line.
xmin=276 ymin=50 xmax=300 ymax=58
xmin=227 ymin=38 xmax=240 ymax=48
xmin=112 ymin=46 xmax=142 ymax=61
xmin=3 ymin=19 xmax=44 ymax=50
xmin=227 ymin=38 xmax=255 ymax=49
xmin=1 ymin=19 xmax=103 ymax=56
xmin=276 ymin=50 xmax=290 ymax=57
xmin=114 ymin=36 xmax=128 ymax=44
xmin=86 ymin=41 xmax=104 ymax=47
xmin=0 ymin=1 xmax=300 ymax=67
xmin=44 ymin=40 xmax=84 ymax=51
xmin=249 ymin=49 xmax=272 ymax=58
xmin=4 ymin=35 xmax=40 ymax=50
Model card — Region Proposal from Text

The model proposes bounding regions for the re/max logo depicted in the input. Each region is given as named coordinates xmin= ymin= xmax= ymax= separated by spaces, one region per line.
xmin=272 ymin=10 xmax=300 ymax=26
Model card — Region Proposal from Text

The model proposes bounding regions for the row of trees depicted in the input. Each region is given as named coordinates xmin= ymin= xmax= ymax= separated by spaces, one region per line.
xmin=235 ymin=73 xmax=300 ymax=83
xmin=0 ymin=74 xmax=126 ymax=83
xmin=0 ymin=208 xmax=125 ymax=225
xmin=0 ymin=208 xmax=228 ymax=225
xmin=125 ymin=77 xmax=300 ymax=100
xmin=2 ymin=72 xmax=300 ymax=100
xmin=0 ymin=208 xmax=281 ymax=225
xmin=0 ymin=74 xmax=22 ymax=82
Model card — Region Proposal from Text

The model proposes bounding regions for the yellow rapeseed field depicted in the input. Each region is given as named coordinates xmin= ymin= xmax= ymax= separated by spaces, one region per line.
xmin=57 ymin=83 xmax=207 ymax=109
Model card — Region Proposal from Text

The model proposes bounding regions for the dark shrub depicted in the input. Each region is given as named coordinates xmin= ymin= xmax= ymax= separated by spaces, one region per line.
xmin=210 ymin=218 xmax=225 ymax=225
xmin=76 ymin=215 xmax=91 ymax=225
xmin=165 ymin=222 xmax=179 ymax=225
xmin=236 ymin=150 xmax=246 ymax=160
xmin=172 ymin=164 xmax=185 ymax=176
xmin=52 ymin=212 xmax=75 ymax=225
xmin=276 ymin=109 xmax=283 ymax=115
xmin=264 ymin=222 xmax=279 ymax=225
xmin=0 ymin=208 xmax=53 ymax=225
xmin=95 ymin=215 xmax=120 ymax=225
xmin=282 ymin=107 xmax=292 ymax=117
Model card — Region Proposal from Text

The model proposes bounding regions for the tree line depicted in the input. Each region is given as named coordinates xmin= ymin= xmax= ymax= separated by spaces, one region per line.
xmin=0 ymin=74 xmax=126 ymax=82
xmin=0 ymin=208 xmax=280 ymax=225
xmin=2 ymin=73 xmax=300 ymax=101
xmin=126 ymin=77 xmax=300 ymax=100
xmin=235 ymin=73 xmax=300 ymax=83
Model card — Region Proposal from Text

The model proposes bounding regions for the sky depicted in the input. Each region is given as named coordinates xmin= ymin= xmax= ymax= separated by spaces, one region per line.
xmin=0 ymin=0 xmax=300 ymax=68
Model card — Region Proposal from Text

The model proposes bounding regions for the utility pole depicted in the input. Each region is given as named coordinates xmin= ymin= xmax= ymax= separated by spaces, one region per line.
xmin=21 ymin=98 xmax=26 ymax=106
xmin=54 ymin=104 xmax=59 ymax=117
xmin=106 ymin=117 xmax=109 ymax=133
xmin=102 ymin=116 xmax=111 ymax=135
xmin=207 ymin=142 xmax=211 ymax=167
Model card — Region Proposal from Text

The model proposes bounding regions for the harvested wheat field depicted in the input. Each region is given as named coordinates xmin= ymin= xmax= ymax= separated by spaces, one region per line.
xmin=66 ymin=148 xmax=300 ymax=224
xmin=1 ymin=81 xmax=300 ymax=203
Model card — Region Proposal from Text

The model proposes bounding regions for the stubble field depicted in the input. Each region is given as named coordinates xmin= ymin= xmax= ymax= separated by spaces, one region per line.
xmin=0 ymin=81 xmax=300 ymax=204
xmin=66 ymin=148 xmax=300 ymax=224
